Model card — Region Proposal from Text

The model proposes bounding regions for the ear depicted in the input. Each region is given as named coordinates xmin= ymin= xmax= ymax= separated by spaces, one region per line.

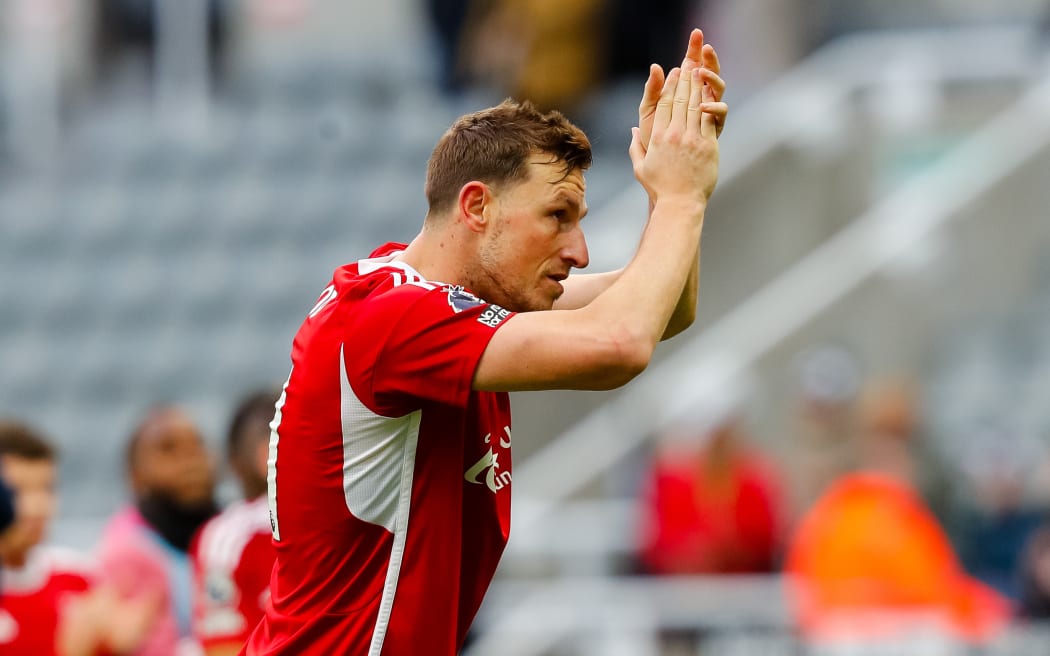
xmin=457 ymin=181 xmax=492 ymax=233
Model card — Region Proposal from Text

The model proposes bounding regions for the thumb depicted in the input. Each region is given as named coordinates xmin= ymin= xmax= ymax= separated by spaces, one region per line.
xmin=628 ymin=127 xmax=646 ymax=168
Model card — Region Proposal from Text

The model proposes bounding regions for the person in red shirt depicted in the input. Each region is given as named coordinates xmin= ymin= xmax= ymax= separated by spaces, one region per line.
xmin=246 ymin=28 xmax=727 ymax=655
xmin=0 ymin=420 xmax=158 ymax=656
xmin=192 ymin=390 xmax=280 ymax=655
xmin=639 ymin=412 xmax=782 ymax=575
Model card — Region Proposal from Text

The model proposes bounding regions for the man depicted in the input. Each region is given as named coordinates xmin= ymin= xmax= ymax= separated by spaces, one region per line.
xmin=247 ymin=29 xmax=727 ymax=654
xmin=97 ymin=406 xmax=218 ymax=656
xmin=0 ymin=420 xmax=157 ymax=655
xmin=192 ymin=391 xmax=280 ymax=654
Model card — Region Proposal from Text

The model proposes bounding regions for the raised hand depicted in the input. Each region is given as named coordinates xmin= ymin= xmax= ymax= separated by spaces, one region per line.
xmin=629 ymin=65 xmax=720 ymax=208
xmin=638 ymin=29 xmax=727 ymax=149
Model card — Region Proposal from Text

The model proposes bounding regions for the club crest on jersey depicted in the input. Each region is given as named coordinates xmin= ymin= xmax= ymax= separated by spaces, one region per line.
xmin=446 ymin=286 xmax=484 ymax=313
xmin=464 ymin=426 xmax=512 ymax=493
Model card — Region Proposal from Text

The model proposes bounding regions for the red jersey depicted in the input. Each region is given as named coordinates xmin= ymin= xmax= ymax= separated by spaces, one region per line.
xmin=192 ymin=496 xmax=275 ymax=648
xmin=245 ymin=243 xmax=515 ymax=655
xmin=0 ymin=546 xmax=93 ymax=655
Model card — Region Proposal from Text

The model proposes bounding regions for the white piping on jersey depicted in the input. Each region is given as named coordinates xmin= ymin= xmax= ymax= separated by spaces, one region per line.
xmin=338 ymin=344 xmax=421 ymax=654
xmin=3 ymin=546 xmax=93 ymax=594
xmin=358 ymin=251 xmax=440 ymax=291
xmin=356 ymin=252 xmax=421 ymax=278
xmin=268 ymin=371 xmax=292 ymax=542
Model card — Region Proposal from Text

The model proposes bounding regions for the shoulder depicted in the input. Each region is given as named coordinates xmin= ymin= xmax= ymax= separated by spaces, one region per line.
xmin=4 ymin=546 xmax=94 ymax=594
xmin=195 ymin=499 xmax=271 ymax=571
xmin=97 ymin=506 xmax=155 ymax=557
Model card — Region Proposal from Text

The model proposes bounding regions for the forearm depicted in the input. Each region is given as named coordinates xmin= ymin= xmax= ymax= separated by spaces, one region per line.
xmin=663 ymin=245 xmax=699 ymax=340
xmin=553 ymin=269 xmax=622 ymax=311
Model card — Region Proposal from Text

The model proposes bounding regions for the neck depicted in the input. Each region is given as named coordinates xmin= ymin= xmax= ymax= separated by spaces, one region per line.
xmin=0 ymin=541 xmax=28 ymax=569
xmin=137 ymin=494 xmax=217 ymax=552
xmin=398 ymin=223 xmax=472 ymax=289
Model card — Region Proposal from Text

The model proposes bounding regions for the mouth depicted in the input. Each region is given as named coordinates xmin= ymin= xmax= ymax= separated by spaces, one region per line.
xmin=546 ymin=273 xmax=567 ymax=297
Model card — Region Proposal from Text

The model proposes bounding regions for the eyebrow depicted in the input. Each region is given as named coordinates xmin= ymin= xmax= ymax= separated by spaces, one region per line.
xmin=553 ymin=192 xmax=588 ymax=218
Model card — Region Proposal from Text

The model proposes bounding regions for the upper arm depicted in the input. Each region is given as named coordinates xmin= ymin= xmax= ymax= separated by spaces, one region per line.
xmin=354 ymin=285 xmax=516 ymax=410
xmin=472 ymin=309 xmax=651 ymax=392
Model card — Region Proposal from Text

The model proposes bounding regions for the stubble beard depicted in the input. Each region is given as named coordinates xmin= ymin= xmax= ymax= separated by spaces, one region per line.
xmin=474 ymin=235 xmax=552 ymax=313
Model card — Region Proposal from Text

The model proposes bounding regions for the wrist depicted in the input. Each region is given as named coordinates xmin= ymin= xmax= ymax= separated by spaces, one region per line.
xmin=651 ymin=195 xmax=707 ymax=220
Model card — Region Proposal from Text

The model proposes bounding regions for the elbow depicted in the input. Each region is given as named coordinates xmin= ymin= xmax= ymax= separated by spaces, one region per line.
xmin=598 ymin=325 xmax=655 ymax=389
xmin=664 ymin=306 xmax=697 ymax=341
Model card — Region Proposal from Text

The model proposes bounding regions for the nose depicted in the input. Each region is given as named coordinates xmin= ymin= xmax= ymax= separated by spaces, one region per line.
xmin=562 ymin=225 xmax=589 ymax=270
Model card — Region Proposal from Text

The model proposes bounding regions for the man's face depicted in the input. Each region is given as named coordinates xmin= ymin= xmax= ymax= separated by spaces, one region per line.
xmin=131 ymin=409 xmax=214 ymax=507
xmin=0 ymin=456 xmax=56 ymax=560
xmin=472 ymin=156 xmax=589 ymax=312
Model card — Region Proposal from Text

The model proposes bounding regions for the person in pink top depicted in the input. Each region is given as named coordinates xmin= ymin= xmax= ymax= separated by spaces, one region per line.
xmin=97 ymin=406 xmax=218 ymax=656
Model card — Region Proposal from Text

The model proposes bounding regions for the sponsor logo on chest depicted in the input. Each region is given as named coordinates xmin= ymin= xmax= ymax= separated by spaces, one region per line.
xmin=464 ymin=425 xmax=512 ymax=493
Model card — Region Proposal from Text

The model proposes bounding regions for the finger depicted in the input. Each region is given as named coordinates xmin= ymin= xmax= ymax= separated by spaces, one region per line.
xmin=670 ymin=64 xmax=691 ymax=133
xmin=701 ymin=101 xmax=718 ymax=139
xmin=701 ymin=43 xmax=720 ymax=75
xmin=628 ymin=127 xmax=646 ymax=168
xmin=638 ymin=64 xmax=665 ymax=146
xmin=699 ymin=99 xmax=727 ymax=138
xmin=699 ymin=68 xmax=725 ymax=103
xmin=687 ymin=68 xmax=706 ymax=135
xmin=681 ymin=28 xmax=704 ymax=74
xmin=698 ymin=102 xmax=727 ymax=122
xmin=651 ymin=67 xmax=680 ymax=139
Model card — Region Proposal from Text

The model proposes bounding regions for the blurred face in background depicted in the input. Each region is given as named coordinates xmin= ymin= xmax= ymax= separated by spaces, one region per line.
xmin=129 ymin=408 xmax=214 ymax=507
xmin=0 ymin=455 xmax=57 ymax=565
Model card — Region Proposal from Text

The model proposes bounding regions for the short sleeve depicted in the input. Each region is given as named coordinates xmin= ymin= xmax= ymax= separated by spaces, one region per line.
xmin=359 ymin=285 xmax=513 ymax=412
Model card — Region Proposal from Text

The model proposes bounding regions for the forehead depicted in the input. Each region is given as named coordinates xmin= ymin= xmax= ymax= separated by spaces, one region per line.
xmin=520 ymin=154 xmax=586 ymax=198
xmin=136 ymin=410 xmax=202 ymax=451
xmin=1 ymin=455 xmax=55 ymax=486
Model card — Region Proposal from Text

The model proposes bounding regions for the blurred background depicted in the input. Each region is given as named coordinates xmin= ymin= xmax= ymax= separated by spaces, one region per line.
xmin=3 ymin=0 xmax=1050 ymax=653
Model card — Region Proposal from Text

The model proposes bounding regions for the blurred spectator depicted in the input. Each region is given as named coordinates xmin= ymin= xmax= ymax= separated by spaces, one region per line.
xmin=1019 ymin=525 xmax=1050 ymax=619
xmin=0 ymin=475 xmax=13 ymax=547
xmin=855 ymin=378 xmax=919 ymax=485
xmin=0 ymin=420 xmax=158 ymax=655
xmin=787 ymin=344 xmax=863 ymax=519
xmin=425 ymin=0 xmax=473 ymax=93
xmin=786 ymin=379 xmax=1011 ymax=645
xmin=97 ymin=406 xmax=217 ymax=656
xmin=191 ymin=390 xmax=279 ymax=654
xmin=637 ymin=407 xmax=782 ymax=575
xmin=948 ymin=420 xmax=1045 ymax=600
xmin=461 ymin=0 xmax=605 ymax=111
xmin=92 ymin=0 xmax=231 ymax=85
xmin=786 ymin=472 xmax=1010 ymax=645
xmin=856 ymin=378 xmax=952 ymax=520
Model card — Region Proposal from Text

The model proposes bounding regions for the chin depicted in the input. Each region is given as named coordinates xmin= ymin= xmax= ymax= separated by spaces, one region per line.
xmin=511 ymin=297 xmax=555 ymax=313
